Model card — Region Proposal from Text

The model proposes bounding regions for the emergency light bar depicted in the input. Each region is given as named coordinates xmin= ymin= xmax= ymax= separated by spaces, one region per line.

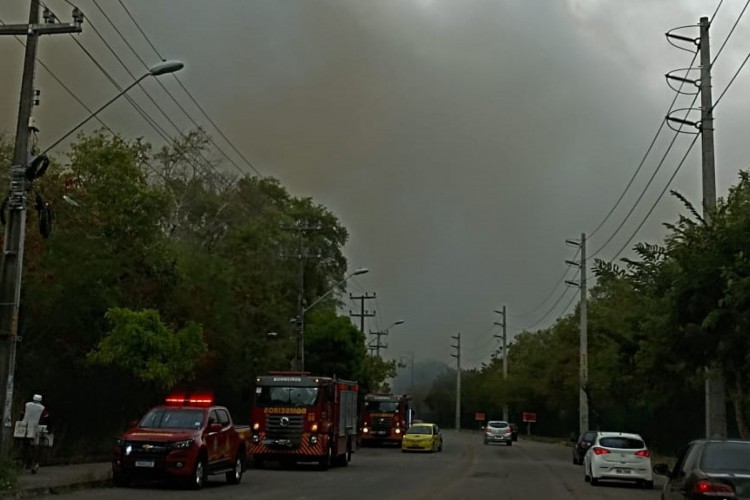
xmin=165 ymin=394 xmax=214 ymax=407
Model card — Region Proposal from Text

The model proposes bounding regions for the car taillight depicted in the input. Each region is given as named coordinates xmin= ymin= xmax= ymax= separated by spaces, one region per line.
xmin=505 ymin=428 xmax=512 ymax=434
xmin=634 ymin=450 xmax=650 ymax=458
xmin=693 ymin=479 xmax=735 ymax=495
xmin=592 ymin=447 xmax=610 ymax=455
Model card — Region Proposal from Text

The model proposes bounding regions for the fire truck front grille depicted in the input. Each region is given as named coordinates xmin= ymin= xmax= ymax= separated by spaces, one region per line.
xmin=266 ymin=414 xmax=304 ymax=443
xmin=372 ymin=417 xmax=393 ymax=433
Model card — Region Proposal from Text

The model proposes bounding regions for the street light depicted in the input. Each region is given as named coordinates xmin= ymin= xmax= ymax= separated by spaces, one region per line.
xmin=41 ymin=60 xmax=184 ymax=155
xmin=295 ymin=267 xmax=369 ymax=371
xmin=370 ymin=319 xmax=405 ymax=357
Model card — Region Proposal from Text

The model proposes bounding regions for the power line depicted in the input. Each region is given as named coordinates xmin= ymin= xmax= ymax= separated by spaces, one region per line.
xmin=608 ymin=134 xmax=700 ymax=262
xmin=713 ymin=47 xmax=750 ymax=108
xmin=521 ymin=274 xmax=579 ymax=331
xmin=113 ymin=0 xmax=265 ymax=178
xmin=511 ymin=247 xmax=580 ymax=319
xmin=711 ymin=0 xmax=749 ymax=65
xmin=89 ymin=0 xmax=260 ymax=179
xmin=587 ymin=1 xmax=740 ymax=253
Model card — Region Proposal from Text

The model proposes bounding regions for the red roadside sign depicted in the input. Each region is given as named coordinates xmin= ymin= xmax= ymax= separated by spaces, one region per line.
xmin=475 ymin=412 xmax=485 ymax=421
xmin=522 ymin=412 xmax=537 ymax=423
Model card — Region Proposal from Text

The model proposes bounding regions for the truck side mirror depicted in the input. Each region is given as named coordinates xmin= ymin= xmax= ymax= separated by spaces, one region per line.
xmin=128 ymin=419 xmax=139 ymax=429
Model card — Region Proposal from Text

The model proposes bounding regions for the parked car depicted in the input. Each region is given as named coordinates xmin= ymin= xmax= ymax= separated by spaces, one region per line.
xmin=653 ymin=439 xmax=750 ymax=499
xmin=483 ymin=420 xmax=513 ymax=446
xmin=583 ymin=431 xmax=653 ymax=489
xmin=572 ymin=430 xmax=597 ymax=465
xmin=509 ymin=422 xmax=519 ymax=442
xmin=401 ymin=423 xmax=443 ymax=453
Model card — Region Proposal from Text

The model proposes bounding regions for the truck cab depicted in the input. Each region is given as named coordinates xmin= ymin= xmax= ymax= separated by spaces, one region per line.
xmin=112 ymin=394 xmax=250 ymax=489
xmin=249 ymin=372 xmax=358 ymax=470
xmin=360 ymin=393 xmax=413 ymax=445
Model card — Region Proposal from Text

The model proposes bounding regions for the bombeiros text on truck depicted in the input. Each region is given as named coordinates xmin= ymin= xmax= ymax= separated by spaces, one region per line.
xmin=359 ymin=393 xmax=413 ymax=445
xmin=249 ymin=372 xmax=358 ymax=470
xmin=112 ymin=393 xmax=251 ymax=489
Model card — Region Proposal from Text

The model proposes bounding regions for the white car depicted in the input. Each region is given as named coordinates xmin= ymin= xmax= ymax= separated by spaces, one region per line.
xmin=583 ymin=432 xmax=653 ymax=489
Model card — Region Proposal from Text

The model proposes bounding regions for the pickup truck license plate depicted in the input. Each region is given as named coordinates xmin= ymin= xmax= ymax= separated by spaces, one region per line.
xmin=135 ymin=460 xmax=155 ymax=468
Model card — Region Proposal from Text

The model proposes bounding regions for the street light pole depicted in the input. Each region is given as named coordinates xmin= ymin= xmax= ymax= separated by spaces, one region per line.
xmin=296 ymin=267 xmax=369 ymax=371
xmin=0 ymin=29 xmax=181 ymax=456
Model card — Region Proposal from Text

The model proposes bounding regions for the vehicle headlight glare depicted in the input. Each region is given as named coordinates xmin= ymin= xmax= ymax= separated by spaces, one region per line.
xmin=125 ymin=445 xmax=132 ymax=456
xmin=362 ymin=427 xmax=368 ymax=433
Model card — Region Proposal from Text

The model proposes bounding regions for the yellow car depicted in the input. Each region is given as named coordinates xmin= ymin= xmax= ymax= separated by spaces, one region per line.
xmin=401 ymin=423 xmax=443 ymax=453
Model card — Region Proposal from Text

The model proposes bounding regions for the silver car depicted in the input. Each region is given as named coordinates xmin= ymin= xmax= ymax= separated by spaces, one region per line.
xmin=483 ymin=420 xmax=514 ymax=446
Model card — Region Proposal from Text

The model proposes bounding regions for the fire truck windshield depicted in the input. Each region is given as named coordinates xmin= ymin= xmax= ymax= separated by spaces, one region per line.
xmin=365 ymin=400 xmax=399 ymax=412
xmin=256 ymin=386 xmax=319 ymax=407
xmin=140 ymin=408 xmax=205 ymax=429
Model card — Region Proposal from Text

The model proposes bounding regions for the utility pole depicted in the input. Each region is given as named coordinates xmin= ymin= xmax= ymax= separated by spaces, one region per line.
xmin=699 ymin=16 xmax=726 ymax=439
xmin=451 ymin=333 xmax=461 ymax=430
xmin=566 ymin=233 xmax=588 ymax=434
xmin=494 ymin=306 xmax=508 ymax=421
xmin=281 ymin=221 xmax=321 ymax=371
xmin=349 ymin=293 xmax=376 ymax=334
xmin=665 ymin=16 xmax=726 ymax=439
xmin=369 ymin=329 xmax=387 ymax=357
xmin=0 ymin=0 xmax=82 ymax=458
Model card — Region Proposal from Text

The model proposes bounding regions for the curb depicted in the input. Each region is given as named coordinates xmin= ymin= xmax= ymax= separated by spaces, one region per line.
xmin=1 ymin=479 xmax=111 ymax=498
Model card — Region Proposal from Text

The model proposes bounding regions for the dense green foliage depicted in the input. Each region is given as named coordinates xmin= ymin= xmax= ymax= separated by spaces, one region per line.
xmin=425 ymin=173 xmax=750 ymax=454
xmin=0 ymin=130 xmax=389 ymax=456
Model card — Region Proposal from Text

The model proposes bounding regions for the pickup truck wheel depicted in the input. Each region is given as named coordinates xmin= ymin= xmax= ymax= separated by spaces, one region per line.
xmin=189 ymin=456 xmax=207 ymax=490
xmin=112 ymin=471 xmax=131 ymax=488
xmin=226 ymin=452 xmax=244 ymax=484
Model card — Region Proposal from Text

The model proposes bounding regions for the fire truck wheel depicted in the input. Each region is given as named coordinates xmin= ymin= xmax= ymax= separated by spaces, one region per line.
xmin=334 ymin=439 xmax=352 ymax=467
xmin=318 ymin=442 xmax=332 ymax=470
xmin=189 ymin=455 xmax=207 ymax=490
xmin=226 ymin=452 xmax=244 ymax=484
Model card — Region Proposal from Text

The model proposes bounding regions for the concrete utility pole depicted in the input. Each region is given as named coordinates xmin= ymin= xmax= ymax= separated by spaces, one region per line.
xmin=451 ymin=333 xmax=461 ymax=430
xmin=281 ymin=221 xmax=321 ymax=371
xmin=699 ymin=16 xmax=726 ymax=439
xmin=369 ymin=319 xmax=404 ymax=358
xmin=494 ymin=306 xmax=508 ymax=421
xmin=369 ymin=329 xmax=387 ymax=356
xmin=0 ymin=0 xmax=82 ymax=458
xmin=566 ymin=234 xmax=588 ymax=434
xmin=349 ymin=293 xmax=376 ymax=334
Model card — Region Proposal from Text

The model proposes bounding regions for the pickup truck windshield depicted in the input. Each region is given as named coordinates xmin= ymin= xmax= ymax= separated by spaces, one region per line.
xmin=365 ymin=400 xmax=399 ymax=412
xmin=140 ymin=409 xmax=205 ymax=430
xmin=256 ymin=386 xmax=319 ymax=407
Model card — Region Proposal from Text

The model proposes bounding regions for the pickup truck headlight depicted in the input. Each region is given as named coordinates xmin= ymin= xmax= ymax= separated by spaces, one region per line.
xmin=171 ymin=439 xmax=194 ymax=450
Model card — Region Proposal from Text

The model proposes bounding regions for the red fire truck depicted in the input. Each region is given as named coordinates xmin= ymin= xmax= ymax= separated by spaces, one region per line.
xmin=359 ymin=393 xmax=413 ymax=445
xmin=249 ymin=372 xmax=358 ymax=470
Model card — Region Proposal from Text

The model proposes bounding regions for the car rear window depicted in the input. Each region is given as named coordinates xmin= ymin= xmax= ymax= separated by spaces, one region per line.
xmin=488 ymin=422 xmax=508 ymax=429
xmin=701 ymin=442 xmax=750 ymax=473
xmin=599 ymin=437 xmax=645 ymax=449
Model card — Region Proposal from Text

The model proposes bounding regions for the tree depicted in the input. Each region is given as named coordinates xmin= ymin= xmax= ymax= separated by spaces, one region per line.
xmin=87 ymin=308 xmax=207 ymax=390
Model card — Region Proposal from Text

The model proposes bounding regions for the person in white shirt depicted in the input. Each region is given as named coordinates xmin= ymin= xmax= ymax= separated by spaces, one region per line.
xmin=20 ymin=394 xmax=49 ymax=473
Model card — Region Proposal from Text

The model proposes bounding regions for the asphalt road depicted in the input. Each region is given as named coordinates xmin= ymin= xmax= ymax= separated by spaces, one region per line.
xmin=61 ymin=431 xmax=665 ymax=499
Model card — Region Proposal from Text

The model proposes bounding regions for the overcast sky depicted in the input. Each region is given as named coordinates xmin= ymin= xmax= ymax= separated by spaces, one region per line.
xmin=1 ymin=0 xmax=749 ymax=369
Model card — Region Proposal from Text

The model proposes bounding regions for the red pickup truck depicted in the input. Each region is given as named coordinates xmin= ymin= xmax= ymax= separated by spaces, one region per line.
xmin=112 ymin=394 xmax=251 ymax=489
